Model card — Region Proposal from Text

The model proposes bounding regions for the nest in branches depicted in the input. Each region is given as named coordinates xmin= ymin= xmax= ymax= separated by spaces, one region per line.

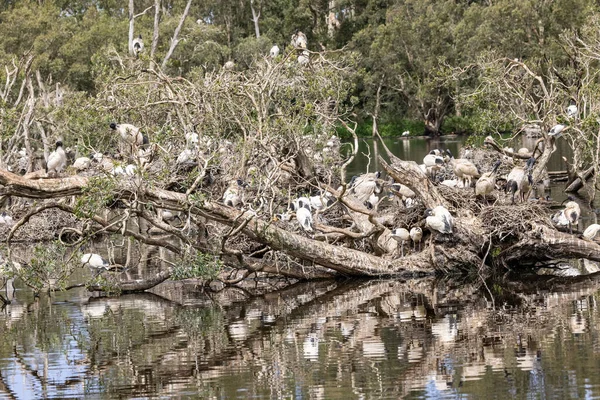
xmin=479 ymin=203 xmax=552 ymax=241
xmin=437 ymin=185 xmax=482 ymax=214
xmin=460 ymin=146 xmax=515 ymax=178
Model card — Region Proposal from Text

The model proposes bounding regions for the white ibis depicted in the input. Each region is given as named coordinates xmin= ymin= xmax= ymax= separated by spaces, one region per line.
xmin=548 ymin=124 xmax=566 ymax=138
xmin=583 ymin=224 xmax=600 ymax=241
xmin=81 ymin=253 xmax=110 ymax=275
xmin=391 ymin=228 xmax=410 ymax=256
xmin=309 ymin=193 xmax=333 ymax=210
xmin=132 ymin=34 xmax=144 ymax=56
xmin=425 ymin=206 xmax=454 ymax=234
xmin=223 ymin=179 xmax=246 ymax=208
xmin=423 ymin=152 xmax=445 ymax=181
xmin=73 ymin=157 xmax=91 ymax=171
xmin=475 ymin=160 xmax=502 ymax=200
xmin=349 ymin=172 xmax=381 ymax=203
xmin=291 ymin=29 xmax=307 ymax=48
xmin=505 ymin=157 xmax=535 ymax=204
xmin=270 ymin=45 xmax=280 ymax=58
xmin=446 ymin=149 xmax=479 ymax=188
xmin=46 ymin=141 xmax=67 ymax=175
xmin=296 ymin=207 xmax=313 ymax=232
xmin=552 ymin=196 xmax=581 ymax=234
xmin=409 ymin=227 xmax=423 ymax=251
xmin=109 ymin=122 xmax=146 ymax=146
xmin=298 ymin=50 xmax=309 ymax=66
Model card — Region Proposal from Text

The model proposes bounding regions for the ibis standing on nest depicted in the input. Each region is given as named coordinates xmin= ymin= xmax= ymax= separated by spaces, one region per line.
xmin=475 ymin=160 xmax=502 ymax=202
xmin=423 ymin=151 xmax=445 ymax=181
xmin=409 ymin=227 xmax=423 ymax=251
xmin=446 ymin=149 xmax=479 ymax=188
xmin=46 ymin=141 xmax=67 ymax=175
xmin=425 ymin=206 xmax=454 ymax=234
xmin=349 ymin=171 xmax=382 ymax=203
xmin=110 ymin=122 xmax=148 ymax=157
xmin=505 ymin=157 xmax=535 ymax=204
xmin=552 ymin=196 xmax=581 ymax=234
xmin=391 ymin=228 xmax=410 ymax=257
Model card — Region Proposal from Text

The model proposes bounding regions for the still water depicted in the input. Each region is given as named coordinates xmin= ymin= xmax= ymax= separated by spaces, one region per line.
xmin=1 ymin=135 xmax=600 ymax=399
xmin=2 ymin=277 xmax=600 ymax=399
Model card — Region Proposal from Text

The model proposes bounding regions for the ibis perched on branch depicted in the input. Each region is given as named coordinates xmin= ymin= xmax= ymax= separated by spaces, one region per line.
xmin=46 ymin=141 xmax=67 ymax=175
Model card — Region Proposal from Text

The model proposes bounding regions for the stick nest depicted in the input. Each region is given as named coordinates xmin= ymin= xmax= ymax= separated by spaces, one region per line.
xmin=479 ymin=203 xmax=552 ymax=241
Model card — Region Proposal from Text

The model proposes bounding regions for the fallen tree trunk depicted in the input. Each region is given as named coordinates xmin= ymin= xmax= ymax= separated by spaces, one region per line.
xmin=565 ymin=166 xmax=595 ymax=193
xmin=1 ymin=136 xmax=598 ymax=292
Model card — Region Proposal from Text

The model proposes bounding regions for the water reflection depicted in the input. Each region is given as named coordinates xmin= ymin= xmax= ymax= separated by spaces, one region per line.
xmin=2 ymin=277 xmax=600 ymax=398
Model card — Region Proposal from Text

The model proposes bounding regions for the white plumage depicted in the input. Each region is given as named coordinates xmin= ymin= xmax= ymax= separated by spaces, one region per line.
xmin=567 ymin=104 xmax=578 ymax=118
xmin=291 ymin=30 xmax=308 ymax=48
xmin=365 ymin=193 xmax=379 ymax=210
xmin=270 ymin=45 xmax=280 ymax=58
xmin=46 ymin=141 xmax=67 ymax=175
xmin=349 ymin=172 xmax=381 ymax=203
xmin=425 ymin=206 xmax=454 ymax=234
xmin=506 ymin=157 xmax=535 ymax=204
xmin=110 ymin=122 xmax=146 ymax=146
xmin=583 ymin=224 xmax=600 ymax=241
xmin=446 ymin=149 xmax=479 ymax=188
xmin=0 ymin=212 xmax=13 ymax=225
xmin=177 ymin=148 xmax=194 ymax=165
xmin=391 ymin=228 xmax=410 ymax=256
xmin=548 ymin=124 xmax=566 ymax=138
xmin=112 ymin=164 xmax=137 ymax=176
xmin=223 ymin=179 xmax=245 ymax=208
xmin=409 ymin=227 xmax=423 ymax=251
xmin=298 ymin=50 xmax=310 ymax=66
xmin=553 ymin=198 xmax=581 ymax=234
xmin=423 ymin=152 xmax=445 ymax=180
xmin=292 ymin=196 xmax=312 ymax=211
xmin=185 ymin=132 xmax=199 ymax=146
xmin=81 ymin=253 xmax=109 ymax=271
xmin=73 ymin=157 xmax=91 ymax=171
xmin=475 ymin=160 xmax=501 ymax=199
xmin=132 ymin=34 xmax=144 ymax=56
xmin=309 ymin=193 xmax=333 ymax=210
xmin=296 ymin=207 xmax=313 ymax=232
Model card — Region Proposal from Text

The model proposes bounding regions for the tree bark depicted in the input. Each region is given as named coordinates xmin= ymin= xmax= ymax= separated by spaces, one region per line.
xmin=250 ymin=0 xmax=260 ymax=38
xmin=161 ymin=0 xmax=192 ymax=70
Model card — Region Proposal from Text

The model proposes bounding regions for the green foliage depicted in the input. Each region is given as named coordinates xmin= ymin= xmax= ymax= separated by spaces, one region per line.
xmin=18 ymin=242 xmax=79 ymax=291
xmin=171 ymin=248 xmax=223 ymax=281
xmin=74 ymin=176 xmax=117 ymax=219
xmin=441 ymin=115 xmax=475 ymax=135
